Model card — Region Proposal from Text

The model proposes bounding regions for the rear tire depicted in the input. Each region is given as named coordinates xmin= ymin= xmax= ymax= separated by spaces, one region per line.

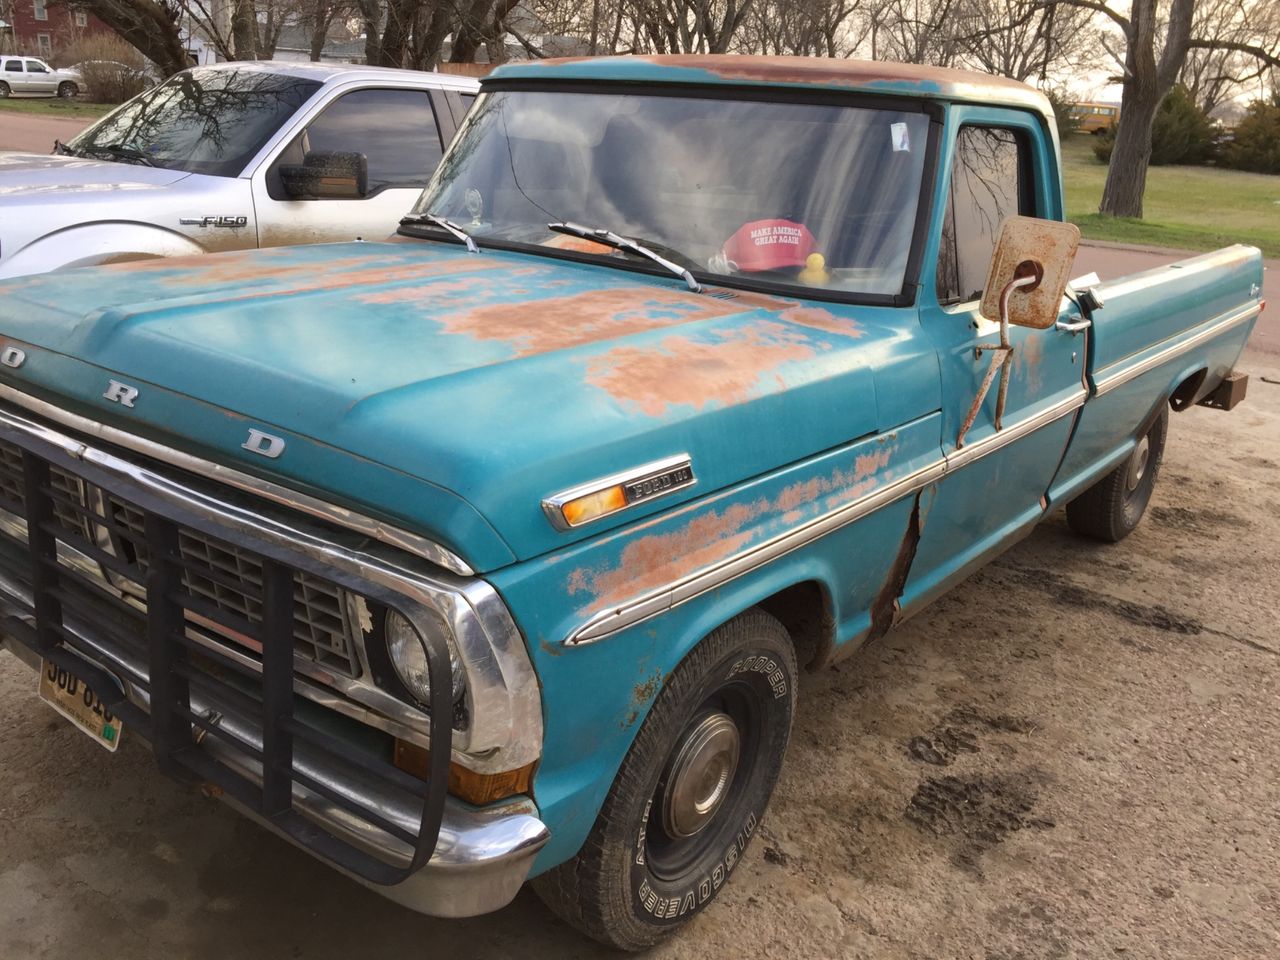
xmin=1067 ymin=407 xmax=1168 ymax=542
xmin=57 ymin=82 xmax=78 ymax=99
xmin=534 ymin=609 xmax=796 ymax=951
xmin=0 ymin=82 xmax=10 ymax=99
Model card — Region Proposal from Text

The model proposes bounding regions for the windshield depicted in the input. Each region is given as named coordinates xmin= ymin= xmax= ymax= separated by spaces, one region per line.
xmin=412 ymin=89 xmax=932 ymax=299
xmin=69 ymin=68 xmax=321 ymax=177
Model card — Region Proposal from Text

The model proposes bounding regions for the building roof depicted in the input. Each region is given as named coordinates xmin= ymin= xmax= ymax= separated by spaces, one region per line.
xmin=488 ymin=54 xmax=1053 ymax=117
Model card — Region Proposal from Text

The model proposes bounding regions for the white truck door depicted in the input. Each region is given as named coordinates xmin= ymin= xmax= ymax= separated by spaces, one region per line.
xmin=252 ymin=87 xmax=446 ymax=248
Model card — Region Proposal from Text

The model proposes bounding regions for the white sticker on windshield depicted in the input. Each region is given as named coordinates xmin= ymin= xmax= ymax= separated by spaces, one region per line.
xmin=891 ymin=122 xmax=911 ymax=152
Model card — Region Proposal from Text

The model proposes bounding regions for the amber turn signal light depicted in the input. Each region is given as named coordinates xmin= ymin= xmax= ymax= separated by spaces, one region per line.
xmin=560 ymin=484 xmax=628 ymax=527
xmin=393 ymin=739 xmax=536 ymax=806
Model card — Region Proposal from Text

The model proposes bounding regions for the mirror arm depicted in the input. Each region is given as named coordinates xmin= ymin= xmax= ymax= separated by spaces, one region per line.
xmin=957 ymin=271 xmax=1038 ymax=449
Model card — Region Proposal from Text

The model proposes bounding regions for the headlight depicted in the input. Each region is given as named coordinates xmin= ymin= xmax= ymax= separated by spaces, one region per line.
xmin=385 ymin=609 xmax=465 ymax=707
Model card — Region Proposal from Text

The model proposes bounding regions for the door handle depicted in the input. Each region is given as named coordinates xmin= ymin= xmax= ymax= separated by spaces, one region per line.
xmin=1055 ymin=318 xmax=1091 ymax=334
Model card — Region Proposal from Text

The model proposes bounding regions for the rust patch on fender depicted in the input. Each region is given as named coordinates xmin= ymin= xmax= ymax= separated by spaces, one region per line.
xmin=568 ymin=501 xmax=760 ymax=608
xmin=438 ymin=287 xmax=749 ymax=358
xmin=586 ymin=320 xmax=819 ymax=416
xmin=568 ymin=442 xmax=898 ymax=615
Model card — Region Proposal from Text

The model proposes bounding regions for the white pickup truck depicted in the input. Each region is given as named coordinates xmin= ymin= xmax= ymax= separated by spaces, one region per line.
xmin=0 ymin=61 xmax=477 ymax=279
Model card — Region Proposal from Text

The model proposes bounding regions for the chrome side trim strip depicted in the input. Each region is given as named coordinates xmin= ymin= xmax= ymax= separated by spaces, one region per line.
xmin=0 ymin=382 xmax=474 ymax=576
xmin=0 ymin=404 xmax=543 ymax=771
xmin=1093 ymin=302 xmax=1260 ymax=397
xmin=566 ymin=390 xmax=1089 ymax=645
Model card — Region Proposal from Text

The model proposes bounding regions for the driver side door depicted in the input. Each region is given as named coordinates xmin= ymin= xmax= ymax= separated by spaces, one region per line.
xmin=252 ymin=86 xmax=447 ymax=248
xmin=903 ymin=108 xmax=1091 ymax=609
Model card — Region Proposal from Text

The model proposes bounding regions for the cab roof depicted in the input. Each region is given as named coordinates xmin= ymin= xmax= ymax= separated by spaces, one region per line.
xmin=488 ymin=54 xmax=1053 ymax=120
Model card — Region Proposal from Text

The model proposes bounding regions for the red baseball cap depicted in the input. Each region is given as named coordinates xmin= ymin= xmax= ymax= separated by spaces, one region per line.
xmin=722 ymin=219 xmax=817 ymax=272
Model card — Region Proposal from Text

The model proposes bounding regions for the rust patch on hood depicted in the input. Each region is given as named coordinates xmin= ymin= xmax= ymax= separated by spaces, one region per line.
xmin=779 ymin=305 xmax=864 ymax=338
xmin=104 ymin=250 xmax=505 ymax=305
xmin=586 ymin=319 xmax=821 ymax=416
xmin=437 ymin=287 xmax=752 ymax=358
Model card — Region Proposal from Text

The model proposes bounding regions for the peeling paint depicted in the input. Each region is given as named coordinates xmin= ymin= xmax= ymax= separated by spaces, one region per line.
xmin=437 ymin=287 xmax=748 ymax=358
xmin=567 ymin=442 xmax=897 ymax=615
xmin=585 ymin=320 xmax=822 ymax=416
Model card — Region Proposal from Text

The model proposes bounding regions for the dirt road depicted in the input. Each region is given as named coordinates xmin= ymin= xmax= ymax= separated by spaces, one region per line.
xmin=0 ymin=112 xmax=88 ymax=154
xmin=1 ymin=341 xmax=1276 ymax=959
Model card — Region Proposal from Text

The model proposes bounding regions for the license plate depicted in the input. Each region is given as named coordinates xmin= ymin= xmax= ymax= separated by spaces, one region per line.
xmin=38 ymin=659 xmax=124 ymax=752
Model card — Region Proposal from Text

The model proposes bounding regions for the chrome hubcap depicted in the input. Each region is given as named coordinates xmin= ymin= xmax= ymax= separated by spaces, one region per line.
xmin=662 ymin=712 xmax=741 ymax=839
xmin=1126 ymin=435 xmax=1151 ymax=492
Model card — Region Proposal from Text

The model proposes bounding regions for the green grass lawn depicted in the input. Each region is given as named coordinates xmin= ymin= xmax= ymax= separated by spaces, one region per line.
xmin=0 ymin=98 xmax=114 ymax=120
xmin=1061 ymin=134 xmax=1280 ymax=259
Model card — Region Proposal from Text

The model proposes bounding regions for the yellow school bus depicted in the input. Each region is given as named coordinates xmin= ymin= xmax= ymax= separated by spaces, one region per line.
xmin=1071 ymin=101 xmax=1121 ymax=134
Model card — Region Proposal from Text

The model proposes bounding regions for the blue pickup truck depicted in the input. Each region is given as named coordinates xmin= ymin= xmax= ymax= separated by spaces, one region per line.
xmin=0 ymin=55 xmax=1262 ymax=949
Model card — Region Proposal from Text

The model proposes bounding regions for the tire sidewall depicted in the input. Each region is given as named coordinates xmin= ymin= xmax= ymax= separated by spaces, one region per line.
xmin=1121 ymin=408 xmax=1168 ymax=531
xmin=619 ymin=626 xmax=795 ymax=931
xmin=58 ymin=82 xmax=77 ymax=99
xmin=0 ymin=83 xmax=9 ymax=99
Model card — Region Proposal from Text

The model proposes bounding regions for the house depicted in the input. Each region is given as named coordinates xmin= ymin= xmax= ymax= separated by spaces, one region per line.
xmin=0 ymin=0 xmax=113 ymax=60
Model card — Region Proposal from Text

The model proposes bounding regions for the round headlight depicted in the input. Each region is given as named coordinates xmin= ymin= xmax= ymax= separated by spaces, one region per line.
xmin=385 ymin=610 xmax=465 ymax=707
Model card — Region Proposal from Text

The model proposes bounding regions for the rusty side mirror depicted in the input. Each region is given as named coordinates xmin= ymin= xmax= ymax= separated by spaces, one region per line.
xmin=979 ymin=216 xmax=1080 ymax=329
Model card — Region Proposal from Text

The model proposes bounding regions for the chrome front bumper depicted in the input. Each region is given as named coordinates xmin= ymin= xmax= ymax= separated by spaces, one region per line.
xmin=0 ymin=606 xmax=549 ymax=919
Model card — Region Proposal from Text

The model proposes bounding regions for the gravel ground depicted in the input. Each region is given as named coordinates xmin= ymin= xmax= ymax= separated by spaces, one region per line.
xmin=1 ymin=348 xmax=1277 ymax=960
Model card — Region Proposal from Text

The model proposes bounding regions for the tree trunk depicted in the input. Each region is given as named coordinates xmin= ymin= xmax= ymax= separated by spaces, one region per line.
xmin=78 ymin=0 xmax=190 ymax=76
xmin=230 ymin=0 xmax=258 ymax=59
xmin=1097 ymin=0 xmax=1195 ymax=218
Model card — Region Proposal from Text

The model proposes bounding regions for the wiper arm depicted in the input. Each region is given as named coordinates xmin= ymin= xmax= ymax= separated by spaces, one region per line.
xmin=400 ymin=212 xmax=479 ymax=254
xmin=93 ymin=143 xmax=157 ymax=167
xmin=548 ymin=222 xmax=702 ymax=293
xmin=53 ymin=139 xmax=85 ymax=158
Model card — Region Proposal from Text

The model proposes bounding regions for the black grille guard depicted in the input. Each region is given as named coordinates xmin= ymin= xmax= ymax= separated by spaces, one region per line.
xmin=0 ymin=404 xmax=454 ymax=885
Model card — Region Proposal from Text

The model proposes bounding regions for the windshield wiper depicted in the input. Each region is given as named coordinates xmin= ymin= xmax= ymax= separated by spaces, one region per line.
xmin=548 ymin=222 xmax=702 ymax=293
xmin=53 ymin=140 xmax=86 ymax=158
xmin=400 ymin=212 xmax=479 ymax=253
xmin=91 ymin=143 xmax=157 ymax=167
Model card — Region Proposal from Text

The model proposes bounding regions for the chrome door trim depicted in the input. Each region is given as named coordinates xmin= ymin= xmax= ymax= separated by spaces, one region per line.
xmin=1093 ymin=302 xmax=1260 ymax=397
xmin=0 ymin=382 xmax=473 ymax=575
xmin=566 ymin=390 xmax=1087 ymax=645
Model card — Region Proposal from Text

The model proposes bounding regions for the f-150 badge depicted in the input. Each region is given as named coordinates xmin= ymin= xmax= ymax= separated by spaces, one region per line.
xmin=179 ymin=216 xmax=249 ymax=228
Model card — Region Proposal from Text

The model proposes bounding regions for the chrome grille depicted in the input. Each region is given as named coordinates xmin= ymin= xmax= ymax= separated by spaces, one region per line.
xmin=0 ymin=439 xmax=360 ymax=677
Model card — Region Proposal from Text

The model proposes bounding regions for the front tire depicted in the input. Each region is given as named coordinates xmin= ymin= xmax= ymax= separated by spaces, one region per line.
xmin=57 ymin=81 xmax=78 ymax=99
xmin=1067 ymin=407 xmax=1168 ymax=542
xmin=535 ymin=609 xmax=797 ymax=951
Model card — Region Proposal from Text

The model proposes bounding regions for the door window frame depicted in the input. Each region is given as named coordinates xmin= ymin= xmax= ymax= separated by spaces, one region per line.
xmin=920 ymin=104 xmax=1063 ymax=314
xmin=261 ymin=83 xmax=448 ymax=202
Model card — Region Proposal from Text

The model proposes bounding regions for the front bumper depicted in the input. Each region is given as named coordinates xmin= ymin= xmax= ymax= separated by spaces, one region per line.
xmin=0 ymin=397 xmax=549 ymax=919
xmin=1 ymin=598 xmax=549 ymax=918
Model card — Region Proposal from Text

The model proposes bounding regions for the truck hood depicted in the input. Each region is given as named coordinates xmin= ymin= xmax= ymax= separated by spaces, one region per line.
xmin=0 ymin=153 xmax=191 ymax=197
xmin=0 ymin=241 xmax=937 ymax=570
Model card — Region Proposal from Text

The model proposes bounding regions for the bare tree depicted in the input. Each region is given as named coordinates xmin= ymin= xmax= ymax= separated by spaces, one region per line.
xmin=954 ymin=0 xmax=1093 ymax=81
xmin=1048 ymin=0 xmax=1279 ymax=219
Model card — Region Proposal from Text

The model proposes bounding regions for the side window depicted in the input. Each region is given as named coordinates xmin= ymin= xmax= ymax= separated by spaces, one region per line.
xmin=3 ymin=61 xmax=22 ymax=73
xmin=936 ymin=126 xmax=1032 ymax=304
xmin=292 ymin=88 xmax=443 ymax=198
xmin=26 ymin=60 xmax=49 ymax=74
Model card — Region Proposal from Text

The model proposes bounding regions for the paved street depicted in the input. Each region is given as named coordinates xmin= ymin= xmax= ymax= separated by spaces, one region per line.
xmin=1075 ymin=241 xmax=1279 ymax=355
xmin=0 ymin=112 xmax=88 ymax=154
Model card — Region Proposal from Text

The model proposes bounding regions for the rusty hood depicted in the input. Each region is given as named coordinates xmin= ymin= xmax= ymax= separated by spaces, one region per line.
xmin=0 ymin=241 xmax=933 ymax=569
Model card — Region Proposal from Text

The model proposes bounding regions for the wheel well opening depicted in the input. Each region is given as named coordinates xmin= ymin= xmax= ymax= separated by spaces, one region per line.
xmin=1169 ymin=369 xmax=1208 ymax=412
xmin=757 ymin=580 xmax=834 ymax=673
